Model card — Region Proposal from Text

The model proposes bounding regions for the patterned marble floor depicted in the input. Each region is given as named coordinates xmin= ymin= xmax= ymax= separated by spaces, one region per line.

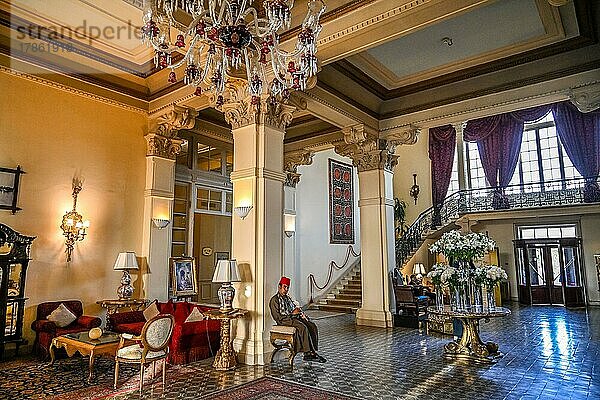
xmin=3 ymin=303 xmax=600 ymax=399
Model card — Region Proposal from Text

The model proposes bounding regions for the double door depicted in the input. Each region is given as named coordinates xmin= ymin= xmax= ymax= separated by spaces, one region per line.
xmin=514 ymin=239 xmax=585 ymax=307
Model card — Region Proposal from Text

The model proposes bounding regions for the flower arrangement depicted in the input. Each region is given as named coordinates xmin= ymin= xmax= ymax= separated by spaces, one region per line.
xmin=429 ymin=230 xmax=496 ymax=262
xmin=483 ymin=265 xmax=508 ymax=290
xmin=427 ymin=263 xmax=460 ymax=291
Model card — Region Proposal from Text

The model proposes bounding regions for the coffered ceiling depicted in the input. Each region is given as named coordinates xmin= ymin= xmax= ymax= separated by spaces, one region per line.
xmin=2 ymin=0 xmax=599 ymax=144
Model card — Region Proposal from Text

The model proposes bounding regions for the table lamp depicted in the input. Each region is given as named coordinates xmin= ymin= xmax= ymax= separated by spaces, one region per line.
xmin=212 ymin=259 xmax=241 ymax=312
xmin=113 ymin=252 xmax=139 ymax=300
xmin=413 ymin=263 xmax=426 ymax=285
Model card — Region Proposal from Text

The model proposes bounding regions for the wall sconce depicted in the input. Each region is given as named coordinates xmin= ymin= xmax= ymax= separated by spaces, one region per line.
xmin=284 ymin=212 xmax=296 ymax=238
xmin=234 ymin=205 xmax=253 ymax=220
xmin=152 ymin=218 xmax=170 ymax=229
xmin=60 ymin=178 xmax=90 ymax=262
xmin=409 ymin=173 xmax=420 ymax=205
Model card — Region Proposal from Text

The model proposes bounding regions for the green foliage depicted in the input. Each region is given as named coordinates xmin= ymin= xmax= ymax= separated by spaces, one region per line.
xmin=394 ymin=198 xmax=407 ymax=237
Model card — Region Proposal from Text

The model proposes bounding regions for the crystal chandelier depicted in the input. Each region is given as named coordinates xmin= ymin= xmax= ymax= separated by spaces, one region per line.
xmin=141 ymin=0 xmax=326 ymax=106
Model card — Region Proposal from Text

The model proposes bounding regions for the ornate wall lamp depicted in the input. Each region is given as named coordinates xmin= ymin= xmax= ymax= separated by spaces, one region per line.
xmin=60 ymin=179 xmax=89 ymax=262
xmin=409 ymin=173 xmax=420 ymax=205
xmin=152 ymin=218 xmax=170 ymax=229
xmin=234 ymin=205 xmax=253 ymax=220
xmin=284 ymin=212 xmax=296 ymax=238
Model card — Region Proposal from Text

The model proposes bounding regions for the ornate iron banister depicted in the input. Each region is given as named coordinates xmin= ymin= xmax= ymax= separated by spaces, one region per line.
xmin=308 ymin=245 xmax=361 ymax=304
xmin=395 ymin=177 xmax=598 ymax=269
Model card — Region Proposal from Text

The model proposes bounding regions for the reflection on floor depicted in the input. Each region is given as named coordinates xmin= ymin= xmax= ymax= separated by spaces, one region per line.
xmin=2 ymin=303 xmax=599 ymax=399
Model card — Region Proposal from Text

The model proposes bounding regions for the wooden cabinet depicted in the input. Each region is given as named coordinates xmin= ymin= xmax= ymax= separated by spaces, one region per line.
xmin=0 ymin=223 xmax=35 ymax=358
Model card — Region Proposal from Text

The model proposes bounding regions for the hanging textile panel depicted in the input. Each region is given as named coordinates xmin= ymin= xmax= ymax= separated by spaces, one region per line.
xmin=328 ymin=159 xmax=354 ymax=244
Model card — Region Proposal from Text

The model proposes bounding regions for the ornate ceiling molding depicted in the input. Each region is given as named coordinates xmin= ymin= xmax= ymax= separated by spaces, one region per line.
xmin=569 ymin=82 xmax=600 ymax=113
xmin=151 ymin=105 xmax=198 ymax=138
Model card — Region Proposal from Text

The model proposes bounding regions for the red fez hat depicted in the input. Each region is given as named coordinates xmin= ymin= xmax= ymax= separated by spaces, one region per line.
xmin=279 ymin=276 xmax=291 ymax=286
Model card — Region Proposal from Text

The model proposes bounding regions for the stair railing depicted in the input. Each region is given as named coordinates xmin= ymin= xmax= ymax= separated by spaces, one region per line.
xmin=395 ymin=177 xmax=597 ymax=268
xmin=308 ymin=245 xmax=361 ymax=304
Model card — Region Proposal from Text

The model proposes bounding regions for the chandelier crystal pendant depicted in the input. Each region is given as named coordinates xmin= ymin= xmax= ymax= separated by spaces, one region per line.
xmin=141 ymin=0 xmax=326 ymax=105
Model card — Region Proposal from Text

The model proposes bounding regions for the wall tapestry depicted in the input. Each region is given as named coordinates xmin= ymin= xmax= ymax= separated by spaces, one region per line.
xmin=328 ymin=159 xmax=354 ymax=244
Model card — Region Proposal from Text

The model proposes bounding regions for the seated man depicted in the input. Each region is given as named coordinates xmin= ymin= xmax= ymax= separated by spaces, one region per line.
xmin=269 ymin=276 xmax=326 ymax=363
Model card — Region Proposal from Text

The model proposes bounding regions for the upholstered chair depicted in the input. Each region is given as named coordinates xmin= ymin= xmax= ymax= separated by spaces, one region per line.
xmin=114 ymin=314 xmax=175 ymax=393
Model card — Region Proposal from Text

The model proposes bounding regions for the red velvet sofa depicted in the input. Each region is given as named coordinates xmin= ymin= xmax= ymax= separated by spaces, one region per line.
xmin=108 ymin=300 xmax=221 ymax=365
xmin=31 ymin=300 xmax=102 ymax=358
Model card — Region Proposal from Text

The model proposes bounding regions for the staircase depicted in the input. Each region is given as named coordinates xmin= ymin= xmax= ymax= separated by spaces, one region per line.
xmin=309 ymin=265 xmax=361 ymax=313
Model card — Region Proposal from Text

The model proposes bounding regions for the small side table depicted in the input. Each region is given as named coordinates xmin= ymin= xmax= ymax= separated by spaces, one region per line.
xmin=96 ymin=299 xmax=148 ymax=331
xmin=205 ymin=308 xmax=248 ymax=371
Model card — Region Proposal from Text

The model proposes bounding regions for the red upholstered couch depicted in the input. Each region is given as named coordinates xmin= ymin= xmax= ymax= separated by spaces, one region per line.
xmin=31 ymin=300 xmax=102 ymax=358
xmin=108 ymin=300 xmax=221 ymax=365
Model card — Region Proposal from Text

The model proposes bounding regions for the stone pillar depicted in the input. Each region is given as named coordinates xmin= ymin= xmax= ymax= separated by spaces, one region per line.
xmin=222 ymin=95 xmax=294 ymax=365
xmin=283 ymin=149 xmax=314 ymax=300
xmin=453 ymin=122 xmax=467 ymax=191
xmin=335 ymin=124 xmax=419 ymax=328
xmin=141 ymin=106 xmax=196 ymax=301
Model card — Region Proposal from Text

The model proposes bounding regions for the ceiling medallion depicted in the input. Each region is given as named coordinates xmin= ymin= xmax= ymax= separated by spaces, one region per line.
xmin=141 ymin=0 xmax=326 ymax=106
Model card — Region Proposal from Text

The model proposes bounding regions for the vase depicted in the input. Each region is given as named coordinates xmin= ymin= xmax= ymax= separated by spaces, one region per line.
xmin=472 ymin=285 xmax=483 ymax=313
xmin=452 ymin=283 xmax=468 ymax=312
xmin=435 ymin=288 xmax=444 ymax=311
xmin=486 ymin=287 xmax=496 ymax=312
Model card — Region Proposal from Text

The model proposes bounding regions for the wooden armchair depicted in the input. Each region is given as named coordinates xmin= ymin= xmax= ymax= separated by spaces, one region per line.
xmin=394 ymin=285 xmax=429 ymax=328
xmin=114 ymin=314 xmax=175 ymax=393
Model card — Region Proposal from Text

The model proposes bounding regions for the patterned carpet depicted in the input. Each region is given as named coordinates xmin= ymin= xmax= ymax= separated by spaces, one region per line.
xmin=196 ymin=377 xmax=358 ymax=400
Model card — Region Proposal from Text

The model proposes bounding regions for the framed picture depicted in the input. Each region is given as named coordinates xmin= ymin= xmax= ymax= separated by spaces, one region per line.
xmin=215 ymin=251 xmax=229 ymax=265
xmin=0 ymin=166 xmax=25 ymax=214
xmin=170 ymin=256 xmax=198 ymax=296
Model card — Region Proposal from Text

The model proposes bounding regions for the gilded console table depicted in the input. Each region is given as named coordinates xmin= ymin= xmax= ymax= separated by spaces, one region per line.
xmin=428 ymin=306 xmax=511 ymax=363
xmin=205 ymin=308 xmax=248 ymax=371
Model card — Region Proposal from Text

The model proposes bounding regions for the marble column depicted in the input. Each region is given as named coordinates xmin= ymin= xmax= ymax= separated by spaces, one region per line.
xmin=141 ymin=106 xmax=196 ymax=301
xmin=222 ymin=95 xmax=294 ymax=365
xmin=335 ymin=124 xmax=419 ymax=328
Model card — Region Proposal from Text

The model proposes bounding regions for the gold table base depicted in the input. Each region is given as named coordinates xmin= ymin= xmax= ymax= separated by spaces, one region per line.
xmin=205 ymin=308 xmax=248 ymax=371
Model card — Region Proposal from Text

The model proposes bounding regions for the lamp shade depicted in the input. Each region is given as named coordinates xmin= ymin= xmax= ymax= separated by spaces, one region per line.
xmin=413 ymin=263 xmax=426 ymax=275
xmin=113 ymin=252 xmax=139 ymax=271
xmin=212 ymin=259 xmax=240 ymax=283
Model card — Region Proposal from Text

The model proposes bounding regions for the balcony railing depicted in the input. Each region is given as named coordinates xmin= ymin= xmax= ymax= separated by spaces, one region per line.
xmin=395 ymin=177 xmax=599 ymax=268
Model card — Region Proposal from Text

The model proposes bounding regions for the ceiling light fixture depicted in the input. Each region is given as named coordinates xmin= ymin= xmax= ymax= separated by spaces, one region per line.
xmin=141 ymin=0 xmax=326 ymax=105
xmin=442 ymin=37 xmax=453 ymax=46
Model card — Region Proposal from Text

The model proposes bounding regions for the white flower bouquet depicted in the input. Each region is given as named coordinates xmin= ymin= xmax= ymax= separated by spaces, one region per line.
xmin=483 ymin=265 xmax=508 ymax=290
xmin=429 ymin=230 xmax=496 ymax=262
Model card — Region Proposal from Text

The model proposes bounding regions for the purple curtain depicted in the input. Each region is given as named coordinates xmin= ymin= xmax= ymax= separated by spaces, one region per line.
xmin=551 ymin=101 xmax=600 ymax=202
xmin=464 ymin=105 xmax=551 ymax=208
xmin=429 ymin=125 xmax=456 ymax=209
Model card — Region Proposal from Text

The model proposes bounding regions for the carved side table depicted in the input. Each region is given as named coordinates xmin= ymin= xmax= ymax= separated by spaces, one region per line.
xmin=96 ymin=299 xmax=148 ymax=331
xmin=428 ymin=306 xmax=511 ymax=363
xmin=205 ymin=308 xmax=248 ymax=371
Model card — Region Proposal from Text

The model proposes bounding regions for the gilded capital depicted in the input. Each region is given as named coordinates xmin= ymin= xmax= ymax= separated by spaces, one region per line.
xmin=222 ymin=96 xmax=295 ymax=130
xmin=381 ymin=124 xmax=420 ymax=146
xmin=335 ymin=138 xmax=399 ymax=172
xmin=145 ymin=133 xmax=184 ymax=159
xmin=151 ymin=105 xmax=198 ymax=138
xmin=284 ymin=149 xmax=315 ymax=187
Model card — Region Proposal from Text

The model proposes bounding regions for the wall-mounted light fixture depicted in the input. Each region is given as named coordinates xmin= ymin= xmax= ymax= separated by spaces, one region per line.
xmin=152 ymin=218 xmax=170 ymax=229
xmin=234 ymin=205 xmax=253 ymax=220
xmin=409 ymin=173 xmax=420 ymax=205
xmin=284 ymin=212 xmax=296 ymax=238
xmin=60 ymin=178 xmax=90 ymax=262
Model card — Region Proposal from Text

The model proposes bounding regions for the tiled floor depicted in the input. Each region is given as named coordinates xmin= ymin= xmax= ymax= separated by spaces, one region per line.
xmin=3 ymin=303 xmax=600 ymax=399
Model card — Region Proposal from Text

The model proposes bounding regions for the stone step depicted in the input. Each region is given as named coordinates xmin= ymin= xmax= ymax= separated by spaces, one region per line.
xmin=312 ymin=304 xmax=357 ymax=314
xmin=339 ymin=288 xmax=361 ymax=295
xmin=335 ymin=293 xmax=362 ymax=300
xmin=321 ymin=298 xmax=361 ymax=307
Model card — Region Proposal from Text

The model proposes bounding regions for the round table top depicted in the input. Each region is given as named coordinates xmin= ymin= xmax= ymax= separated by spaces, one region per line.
xmin=428 ymin=305 xmax=511 ymax=318
xmin=204 ymin=308 xmax=248 ymax=320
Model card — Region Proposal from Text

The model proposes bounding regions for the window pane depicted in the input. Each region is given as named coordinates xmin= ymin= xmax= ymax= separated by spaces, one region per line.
xmin=172 ymin=244 xmax=186 ymax=257
xmin=551 ymin=247 xmax=561 ymax=285
xmin=561 ymin=227 xmax=576 ymax=237
xmin=225 ymin=151 xmax=234 ymax=176
xmin=197 ymin=188 xmax=209 ymax=200
xmin=563 ymin=247 xmax=579 ymax=286
xmin=172 ymin=230 xmax=187 ymax=242
xmin=528 ymin=248 xmax=545 ymax=286
xmin=534 ymin=228 xmax=548 ymax=239
xmin=467 ymin=143 xmax=487 ymax=190
xmin=520 ymin=228 xmax=535 ymax=239
xmin=176 ymin=139 xmax=189 ymax=167
xmin=210 ymin=191 xmax=221 ymax=201
xmin=547 ymin=228 xmax=561 ymax=238
xmin=174 ymin=199 xmax=187 ymax=214
xmin=173 ymin=214 xmax=187 ymax=228
xmin=225 ymin=192 xmax=233 ymax=213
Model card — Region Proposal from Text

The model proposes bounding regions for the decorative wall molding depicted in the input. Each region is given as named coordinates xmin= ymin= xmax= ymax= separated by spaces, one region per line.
xmin=0 ymin=66 xmax=147 ymax=115
xmin=380 ymin=125 xmax=420 ymax=146
xmin=284 ymin=149 xmax=315 ymax=187
xmin=144 ymin=133 xmax=184 ymax=159
xmin=569 ymin=82 xmax=600 ymax=112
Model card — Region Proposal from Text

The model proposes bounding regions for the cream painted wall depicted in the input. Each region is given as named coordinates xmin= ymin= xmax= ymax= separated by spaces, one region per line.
xmin=294 ymin=149 xmax=361 ymax=305
xmin=392 ymin=131 xmax=432 ymax=225
xmin=0 ymin=72 xmax=147 ymax=346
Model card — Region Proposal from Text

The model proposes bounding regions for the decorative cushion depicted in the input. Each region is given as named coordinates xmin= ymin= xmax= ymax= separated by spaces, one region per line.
xmin=143 ymin=300 xmax=160 ymax=321
xmin=185 ymin=307 xmax=205 ymax=323
xmin=271 ymin=325 xmax=296 ymax=335
xmin=116 ymin=343 xmax=166 ymax=360
xmin=46 ymin=303 xmax=77 ymax=328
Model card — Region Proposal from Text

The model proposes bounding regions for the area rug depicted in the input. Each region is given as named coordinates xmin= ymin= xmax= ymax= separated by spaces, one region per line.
xmin=199 ymin=377 xmax=359 ymax=400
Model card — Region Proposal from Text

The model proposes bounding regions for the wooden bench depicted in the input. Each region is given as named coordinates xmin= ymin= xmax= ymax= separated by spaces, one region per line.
xmin=269 ymin=325 xmax=297 ymax=367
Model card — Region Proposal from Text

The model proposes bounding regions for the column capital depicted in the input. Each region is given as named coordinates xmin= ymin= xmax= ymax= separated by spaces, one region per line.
xmin=144 ymin=133 xmax=184 ymax=159
xmin=451 ymin=121 xmax=467 ymax=133
xmin=569 ymin=82 xmax=600 ymax=113
xmin=283 ymin=149 xmax=314 ymax=187
xmin=222 ymin=97 xmax=296 ymax=130
xmin=150 ymin=105 xmax=198 ymax=138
